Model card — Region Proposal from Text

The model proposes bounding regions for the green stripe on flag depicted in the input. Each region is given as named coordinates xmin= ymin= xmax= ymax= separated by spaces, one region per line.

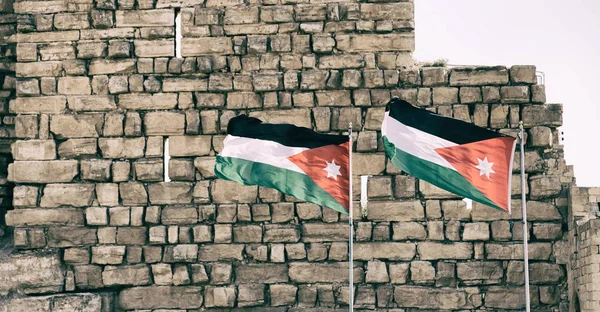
xmin=383 ymin=136 xmax=502 ymax=211
xmin=215 ymin=156 xmax=348 ymax=214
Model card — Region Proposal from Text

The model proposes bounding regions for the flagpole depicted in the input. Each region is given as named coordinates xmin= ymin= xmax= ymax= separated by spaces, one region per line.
xmin=519 ymin=121 xmax=531 ymax=312
xmin=348 ymin=122 xmax=354 ymax=312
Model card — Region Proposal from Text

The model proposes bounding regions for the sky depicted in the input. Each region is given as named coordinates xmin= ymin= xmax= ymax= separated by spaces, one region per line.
xmin=413 ymin=0 xmax=600 ymax=187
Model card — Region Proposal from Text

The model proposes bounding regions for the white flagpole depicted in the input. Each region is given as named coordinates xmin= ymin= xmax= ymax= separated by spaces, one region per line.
xmin=348 ymin=122 xmax=354 ymax=312
xmin=519 ymin=121 xmax=531 ymax=312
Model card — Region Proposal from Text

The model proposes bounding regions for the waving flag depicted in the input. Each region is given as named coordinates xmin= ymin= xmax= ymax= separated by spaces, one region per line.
xmin=382 ymin=98 xmax=517 ymax=212
xmin=215 ymin=115 xmax=350 ymax=214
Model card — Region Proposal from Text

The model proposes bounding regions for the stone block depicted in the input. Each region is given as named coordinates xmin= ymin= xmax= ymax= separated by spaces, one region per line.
xmin=118 ymin=286 xmax=203 ymax=310
xmin=148 ymin=182 xmax=193 ymax=205
xmin=47 ymin=228 xmax=97 ymax=247
xmin=11 ymin=140 xmax=56 ymax=161
xmin=393 ymin=286 xmax=471 ymax=309
xmin=102 ymin=264 xmax=151 ymax=286
xmin=118 ymin=93 xmax=178 ymax=110
xmin=198 ymin=244 xmax=244 ymax=261
xmin=50 ymin=114 xmax=103 ymax=139
xmin=354 ymin=242 xmax=415 ymax=261
xmin=462 ymin=222 xmax=490 ymax=241
xmin=418 ymin=242 xmax=473 ymax=260
xmin=99 ymin=137 xmax=145 ymax=159
xmin=92 ymin=246 xmax=126 ymax=265
xmin=0 ymin=252 xmax=64 ymax=295
xmin=12 ymin=96 xmax=66 ymax=114
xmin=144 ymin=111 xmax=186 ymax=135
xmin=529 ymin=175 xmax=561 ymax=199
xmin=289 ymin=262 xmax=363 ymax=283
xmin=528 ymin=126 xmax=552 ymax=147
xmin=249 ymin=109 xmax=311 ymax=128
xmin=522 ymin=104 xmax=562 ymax=127
xmin=211 ymin=179 xmax=257 ymax=203
xmin=449 ymin=66 xmax=509 ymax=86
xmin=8 ymin=160 xmax=78 ymax=183
xmin=6 ymin=208 xmax=84 ymax=227
xmin=168 ymin=136 xmax=211 ymax=157
xmin=367 ymin=201 xmax=424 ymax=221
xmin=57 ymin=139 xmax=98 ymax=159
xmin=432 ymin=87 xmax=458 ymax=105
xmin=510 ymin=65 xmax=536 ymax=84
xmin=116 ymin=227 xmax=147 ymax=245
xmin=302 ymin=223 xmax=348 ymax=242
xmin=337 ymin=34 xmax=414 ymax=52
xmin=40 ymin=184 xmax=95 ymax=208
xmin=116 ymin=9 xmax=174 ymax=27
xmin=89 ymin=59 xmax=136 ymax=75
xmin=181 ymin=37 xmax=233 ymax=56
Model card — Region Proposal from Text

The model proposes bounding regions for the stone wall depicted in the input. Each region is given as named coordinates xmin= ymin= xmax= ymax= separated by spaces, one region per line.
xmin=0 ymin=0 xmax=576 ymax=311
xmin=568 ymin=186 xmax=600 ymax=312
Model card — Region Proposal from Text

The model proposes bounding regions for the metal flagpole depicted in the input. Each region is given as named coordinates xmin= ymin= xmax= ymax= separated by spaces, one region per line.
xmin=348 ymin=122 xmax=354 ymax=312
xmin=519 ymin=121 xmax=531 ymax=312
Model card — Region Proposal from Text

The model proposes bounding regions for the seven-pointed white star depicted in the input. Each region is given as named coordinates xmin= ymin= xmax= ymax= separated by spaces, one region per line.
xmin=323 ymin=160 xmax=342 ymax=180
xmin=474 ymin=156 xmax=495 ymax=179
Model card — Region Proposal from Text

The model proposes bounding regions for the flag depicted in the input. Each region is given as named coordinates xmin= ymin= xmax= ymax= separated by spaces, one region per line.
xmin=382 ymin=98 xmax=517 ymax=212
xmin=214 ymin=115 xmax=350 ymax=214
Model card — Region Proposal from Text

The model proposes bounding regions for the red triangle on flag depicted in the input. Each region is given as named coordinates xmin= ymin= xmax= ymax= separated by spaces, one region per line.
xmin=287 ymin=142 xmax=350 ymax=211
xmin=434 ymin=137 xmax=516 ymax=211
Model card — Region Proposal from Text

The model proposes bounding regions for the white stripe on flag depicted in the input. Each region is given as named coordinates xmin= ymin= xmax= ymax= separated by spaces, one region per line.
xmin=219 ymin=135 xmax=308 ymax=174
xmin=382 ymin=112 xmax=457 ymax=170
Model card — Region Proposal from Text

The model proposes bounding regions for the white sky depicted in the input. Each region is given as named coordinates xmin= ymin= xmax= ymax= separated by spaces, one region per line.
xmin=414 ymin=0 xmax=600 ymax=187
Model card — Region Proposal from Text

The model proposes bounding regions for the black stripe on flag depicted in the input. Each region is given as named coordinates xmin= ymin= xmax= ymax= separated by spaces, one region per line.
xmin=227 ymin=114 xmax=348 ymax=149
xmin=385 ymin=98 xmax=505 ymax=144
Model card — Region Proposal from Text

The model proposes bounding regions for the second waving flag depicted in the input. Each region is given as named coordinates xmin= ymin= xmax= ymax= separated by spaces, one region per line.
xmin=382 ymin=98 xmax=517 ymax=213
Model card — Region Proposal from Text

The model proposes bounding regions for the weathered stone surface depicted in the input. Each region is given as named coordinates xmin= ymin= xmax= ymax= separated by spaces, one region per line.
xmin=289 ymin=263 xmax=363 ymax=283
xmin=144 ymin=111 xmax=186 ymax=135
xmin=337 ymin=34 xmax=414 ymax=52
xmin=0 ymin=252 xmax=64 ymax=295
xmin=198 ymin=244 xmax=244 ymax=261
xmin=6 ymin=208 xmax=84 ymax=227
xmin=354 ymin=243 xmax=415 ymax=261
xmin=367 ymin=201 xmax=424 ymax=221
xmin=118 ymin=93 xmax=178 ymax=110
xmin=148 ymin=182 xmax=193 ymax=205
xmin=102 ymin=264 xmax=152 ymax=286
xmin=264 ymin=225 xmax=300 ymax=243
xmin=211 ymin=179 xmax=257 ymax=203
xmin=522 ymin=104 xmax=562 ymax=127
xmin=161 ymin=206 xmax=198 ymax=224
xmin=116 ymin=9 xmax=175 ymax=27
xmin=456 ymin=261 xmax=503 ymax=282
xmin=68 ymin=96 xmax=117 ymax=112
xmin=393 ymin=286 xmax=471 ymax=309
xmin=47 ymin=228 xmax=97 ymax=247
xmin=50 ymin=114 xmax=104 ymax=138
xmin=40 ymin=184 xmax=95 ymax=207
xmin=120 ymin=182 xmax=148 ymax=206
xmin=529 ymin=175 xmax=561 ymax=199
xmin=449 ymin=67 xmax=509 ymax=86
xmin=235 ymin=264 xmax=288 ymax=284
xmin=99 ymin=137 xmax=145 ymax=158
xmin=8 ymin=160 xmax=78 ymax=183
xmin=302 ymin=223 xmax=348 ymax=242
xmin=89 ymin=59 xmax=136 ymax=75
xmin=181 ymin=37 xmax=233 ymax=56
xmin=11 ymin=96 xmax=66 ymax=114
xmin=11 ymin=140 xmax=56 ymax=160
xmin=169 ymin=136 xmax=211 ymax=156
xmin=418 ymin=242 xmax=473 ymax=260
xmin=249 ymin=109 xmax=311 ymax=128
xmin=118 ymin=286 xmax=203 ymax=310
